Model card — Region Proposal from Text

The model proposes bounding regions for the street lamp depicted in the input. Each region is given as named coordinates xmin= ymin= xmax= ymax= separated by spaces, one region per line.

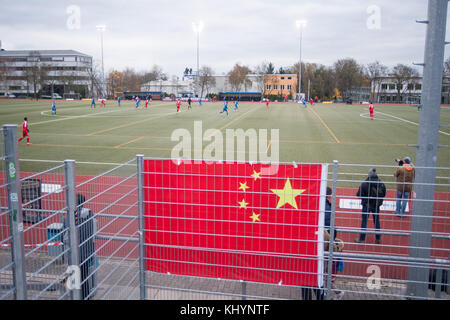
xmin=296 ymin=20 xmax=307 ymax=103
xmin=96 ymin=24 xmax=106 ymax=98
xmin=192 ymin=21 xmax=204 ymax=98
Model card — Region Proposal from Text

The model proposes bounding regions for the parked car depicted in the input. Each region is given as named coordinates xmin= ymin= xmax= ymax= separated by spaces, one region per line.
xmin=42 ymin=93 xmax=62 ymax=99
xmin=4 ymin=93 xmax=16 ymax=98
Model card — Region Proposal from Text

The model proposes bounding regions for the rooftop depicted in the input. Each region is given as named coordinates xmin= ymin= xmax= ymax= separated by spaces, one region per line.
xmin=0 ymin=49 xmax=91 ymax=57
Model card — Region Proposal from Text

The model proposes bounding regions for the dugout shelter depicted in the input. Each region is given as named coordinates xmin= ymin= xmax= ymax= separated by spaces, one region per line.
xmin=123 ymin=91 xmax=163 ymax=100
xmin=218 ymin=92 xmax=262 ymax=102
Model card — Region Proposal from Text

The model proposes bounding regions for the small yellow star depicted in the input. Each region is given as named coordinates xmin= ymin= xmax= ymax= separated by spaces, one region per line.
xmin=270 ymin=178 xmax=305 ymax=209
xmin=251 ymin=170 xmax=261 ymax=181
xmin=238 ymin=199 xmax=249 ymax=208
xmin=239 ymin=181 xmax=250 ymax=192
xmin=249 ymin=212 xmax=260 ymax=222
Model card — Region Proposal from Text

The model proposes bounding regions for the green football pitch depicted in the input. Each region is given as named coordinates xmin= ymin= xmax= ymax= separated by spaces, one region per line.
xmin=1 ymin=99 xmax=449 ymax=175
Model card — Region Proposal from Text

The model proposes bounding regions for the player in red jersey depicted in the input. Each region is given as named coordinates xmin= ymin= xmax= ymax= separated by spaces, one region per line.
xmin=369 ymin=102 xmax=374 ymax=120
xmin=266 ymin=98 xmax=269 ymax=109
xmin=145 ymin=99 xmax=149 ymax=109
xmin=176 ymin=99 xmax=181 ymax=113
xmin=101 ymin=99 xmax=106 ymax=107
xmin=17 ymin=117 xmax=31 ymax=145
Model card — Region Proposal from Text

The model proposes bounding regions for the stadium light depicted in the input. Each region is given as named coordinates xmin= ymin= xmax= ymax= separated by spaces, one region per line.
xmin=96 ymin=24 xmax=106 ymax=98
xmin=192 ymin=21 xmax=204 ymax=98
xmin=296 ymin=20 xmax=307 ymax=103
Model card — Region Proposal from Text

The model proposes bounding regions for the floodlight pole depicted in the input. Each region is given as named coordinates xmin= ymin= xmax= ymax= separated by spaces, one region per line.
xmin=192 ymin=22 xmax=203 ymax=98
xmin=96 ymin=25 xmax=106 ymax=98
xmin=196 ymin=30 xmax=200 ymax=98
xmin=406 ymin=0 xmax=448 ymax=299
xmin=296 ymin=20 xmax=306 ymax=102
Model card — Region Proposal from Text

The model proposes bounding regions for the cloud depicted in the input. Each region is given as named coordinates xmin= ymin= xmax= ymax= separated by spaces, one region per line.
xmin=0 ymin=0 xmax=449 ymax=76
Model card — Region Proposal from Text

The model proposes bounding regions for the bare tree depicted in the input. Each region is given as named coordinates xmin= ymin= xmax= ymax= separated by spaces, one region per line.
xmin=0 ymin=56 xmax=12 ymax=95
xmin=253 ymin=61 xmax=269 ymax=93
xmin=228 ymin=63 xmax=251 ymax=92
xmin=87 ymin=61 xmax=102 ymax=98
xmin=199 ymin=66 xmax=216 ymax=97
xmin=27 ymin=51 xmax=48 ymax=100
xmin=334 ymin=58 xmax=364 ymax=99
xmin=365 ymin=61 xmax=388 ymax=102
xmin=391 ymin=64 xmax=419 ymax=103
xmin=106 ymin=69 xmax=123 ymax=98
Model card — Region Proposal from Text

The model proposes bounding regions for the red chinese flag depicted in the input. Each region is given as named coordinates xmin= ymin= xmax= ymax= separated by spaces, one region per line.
xmin=144 ymin=160 xmax=325 ymax=287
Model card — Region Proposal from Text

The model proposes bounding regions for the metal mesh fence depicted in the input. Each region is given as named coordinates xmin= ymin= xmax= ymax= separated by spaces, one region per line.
xmin=74 ymin=158 xmax=140 ymax=300
xmin=0 ymin=151 xmax=448 ymax=300
xmin=0 ymin=127 xmax=15 ymax=300
xmin=19 ymin=163 xmax=69 ymax=300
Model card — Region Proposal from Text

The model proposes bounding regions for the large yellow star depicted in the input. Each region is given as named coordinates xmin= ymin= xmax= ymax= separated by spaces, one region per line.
xmin=238 ymin=199 xmax=249 ymax=208
xmin=239 ymin=181 xmax=250 ymax=192
xmin=251 ymin=170 xmax=261 ymax=181
xmin=270 ymin=178 xmax=305 ymax=209
xmin=249 ymin=212 xmax=260 ymax=222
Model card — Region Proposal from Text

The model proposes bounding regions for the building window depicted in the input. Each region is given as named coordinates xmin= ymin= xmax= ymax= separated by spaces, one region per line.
xmin=415 ymin=84 xmax=422 ymax=90
xmin=281 ymin=77 xmax=285 ymax=80
xmin=280 ymin=85 xmax=285 ymax=90
xmin=381 ymin=84 xmax=388 ymax=90
xmin=266 ymin=84 xmax=271 ymax=90
xmin=273 ymin=84 xmax=278 ymax=90
xmin=287 ymin=85 xmax=292 ymax=90
xmin=389 ymin=84 xmax=395 ymax=90
xmin=288 ymin=77 xmax=292 ymax=80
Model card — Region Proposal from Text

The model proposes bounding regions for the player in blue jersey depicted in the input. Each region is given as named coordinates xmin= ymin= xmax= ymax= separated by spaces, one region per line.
xmin=91 ymin=97 xmax=96 ymax=108
xmin=135 ymin=97 xmax=140 ymax=108
xmin=302 ymin=98 xmax=307 ymax=107
xmin=51 ymin=101 xmax=56 ymax=115
xmin=198 ymin=98 xmax=202 ymax=106
xmin=118 ymin=96 xmax=121 ymax=107
xmin=220 ymin=100 xmax=229 ymax=116
xmin=234 ymin=99 xmax=239 ymax=111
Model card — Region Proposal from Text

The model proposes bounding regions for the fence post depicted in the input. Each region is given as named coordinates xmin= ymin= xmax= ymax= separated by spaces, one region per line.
xmin=137 ymin=154 xmax=146 ymax=300
xmin=64 ymin=159 xmax=81 ymax=300
xmin=3 ymin=125 xmax=27 ymax=300
xmin=325 ymin=160 xmax=338 ymax=300
xmin=407 ymin=0 xmax=448 ymax=299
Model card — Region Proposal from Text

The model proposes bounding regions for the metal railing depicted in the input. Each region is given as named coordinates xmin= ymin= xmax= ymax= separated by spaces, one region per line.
xmin=0 ymin=125 xmax=448 ymax=300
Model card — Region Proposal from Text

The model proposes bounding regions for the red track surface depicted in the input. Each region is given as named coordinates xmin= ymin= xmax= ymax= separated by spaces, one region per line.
xmin=1 ymin=172 xmax=448 ymax=281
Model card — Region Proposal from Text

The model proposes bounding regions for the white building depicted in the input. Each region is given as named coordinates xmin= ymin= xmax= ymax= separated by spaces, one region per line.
xmin=140 ymin=74 xmax=263 ymax=98
xmin=370 ymin=75 xmax=450 ymax=104
xmin=140 ymin=78 xmax=195 ymax=97
xmin=0 ymin=49 xmax=92 ymax=98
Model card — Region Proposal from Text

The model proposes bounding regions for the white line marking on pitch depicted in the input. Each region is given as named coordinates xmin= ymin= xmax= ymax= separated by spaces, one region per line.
xmin=359 ymin=113 xmax=397 ymax=122
xmin=377 ymin=111 xmax=450 ymax=136
xmin=31 ymin=103 xmax=167 ymax=126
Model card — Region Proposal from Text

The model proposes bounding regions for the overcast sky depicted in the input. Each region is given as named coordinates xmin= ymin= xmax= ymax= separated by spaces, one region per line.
xmin=1 ymin=0 xmax=450 ymax=77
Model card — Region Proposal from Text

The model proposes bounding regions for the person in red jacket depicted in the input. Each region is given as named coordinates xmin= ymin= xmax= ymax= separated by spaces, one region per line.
xmin=369 ymin=102 xmax=374 ymax=120
xmin=18 ymin=117 xmax=31 ymax=145
xmin=176 ymin=99 xmax=181 ymax=113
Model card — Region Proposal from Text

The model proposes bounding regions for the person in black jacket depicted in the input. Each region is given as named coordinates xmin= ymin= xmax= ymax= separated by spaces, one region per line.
xmin=355 ymin=168 xmax=386 ymax=244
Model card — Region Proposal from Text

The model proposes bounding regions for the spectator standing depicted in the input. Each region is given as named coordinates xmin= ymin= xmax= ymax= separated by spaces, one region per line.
xmin=394 ymin=157 xmax=415 ymax=217
xmin=355 ymin=168 xmax=386 ymax=244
